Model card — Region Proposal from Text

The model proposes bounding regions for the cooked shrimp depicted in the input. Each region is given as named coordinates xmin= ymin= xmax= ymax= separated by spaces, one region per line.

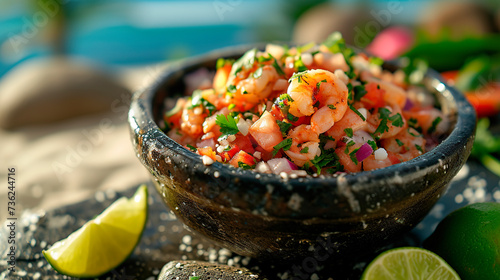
xmin=284 ymin=124 xmax=321 ymax=167
xmin=367 ymin=105 xmax=407 ymax=139
xmin=313 ymin=51 xmax=349 ymax=73
xmin=180 ymin=106 xmax=205 ymax=138
xmin=365 ymin=77 xmax=407 ymax=108
xmin=287 ymin=69 xmax=349 ymax=133
xmin=380 ymin=127 xmax=426 ymax=162
xmin=327 ymin=107 xmax=370 ymax=141
xmin=228 ymin=65 xmax=279 ymax=105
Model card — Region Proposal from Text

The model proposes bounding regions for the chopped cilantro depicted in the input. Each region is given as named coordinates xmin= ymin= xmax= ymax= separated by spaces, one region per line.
xmin=367 ymin=140 xmax=377 ymax=151
xmin=344 ymin=128 xmax=354 ymax=138
xmin=319 ymin=134 xmax=335 ymax=148
xmin=395 ymin=139 xmax=404 ymax=147
xmin=276 ymin=93 xmax=293 ymax=109
xmin=322 ymin=32 xmax=355 ymax=78
xmin=390 ymin=113 xmax=404 ymax=127
xmin=289 ymin=71 xmax=308 ymax=84
xmin=349 ymin=148 xmax=359 ymax=165
xmin=227 ymin=84 xmax=237 ymax=93
xmin=228 ymin=103 xmax=236 ymax=110
xmin=353 ymin=84 xmax=368 ymax=101
xmin=186 ymin=144 xmax=197 ymax=152
xmin=230 ymin=48 xmax=257 ymax=76
xmin=328 ymin=104 xmax=337 ymax=110
xmin=309 ymin=150 xmax=343 ymax=175
xmin=253 ymin=67 xmax=263 ymax=78
xmin=277 ymin=120 xmax=292 ymax=136
xmin=287 ymin=113 xmax=299 ymax=122
xmin=300 ymin=147 xmax=309 ymax=154
xmin=313 ymin=101 xmax=321 ymax=108
xmin=188 ymin=90 xmax=216 ymax=115
xmin=316 ymin=79 xmax=327 ymax=90
xmin=257 ymin=55 xmax=272 ymax=63
xmin=270 ymin=55 xmax=286 ymax=76
xmin=427 ymin=116 xmax=442 ymax=134
xmin=294 ymin=56 xmax=308 ymax=72
xmin=415 ymin=144 xmax=424 ymax=153
xmin=349 ymin=104 xmax=366 ymax=121
xmin=272 ymin=138 xmax=293 ymax=156
xmin=373 ymin=108 xmax=404 ymax=137
xmin=215 ymin=114 xmax=239 ymax=136
xmin=238 ymin=161 xmax=256 ymax=169
xmin=408 ymin=128 xmax=423 ymax=137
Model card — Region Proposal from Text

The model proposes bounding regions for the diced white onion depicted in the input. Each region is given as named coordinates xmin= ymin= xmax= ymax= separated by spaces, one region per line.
xmin=253 ymin=151 xmax=262 ymax=159
xmin=255 ymin=162 xmax=271 ymax=173
xmin=237 ymin=117 xmax=250 ymax=136
xmin=202 ymin=155 xmax=214 ymax=165
xmin=357 ymin=108 xmax=368 ymax=120
xmin=374 ymin=148 xmax=388 ymax=160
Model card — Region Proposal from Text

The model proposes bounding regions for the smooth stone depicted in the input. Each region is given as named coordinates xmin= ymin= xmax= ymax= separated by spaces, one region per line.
xmin=0 ymin=56 xmax=130 ymax=129
xmin=158 ymin=260 xmax=261 ymax=280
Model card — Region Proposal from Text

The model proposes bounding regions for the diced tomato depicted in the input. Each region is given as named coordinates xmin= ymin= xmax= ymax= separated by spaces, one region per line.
xmin=361 ymin=82 xmax=386 ymax=110
xmin=270 ymin=104 xmax=285 ymax=121
xmin=465 ymin=83 xmax=500 ymax=118
xmin=249 ymin=111 xmax=283 ymax=152
xmin=229 ymin=150 xmax=257 ymax=168
xmin=232 ymin=135 xmax=255 ymax=155
xmin=220 ymin=146 xmax=240 ymax=162
xmin=197 ymin=147 xmax=217 ymax=161
xmin=255 ymin=146 xmax=278 ymax=161
xmin=290 ymin=115 xmax=311 ymax=126
xmin=387 ymin=150 xmax=401 ymax=165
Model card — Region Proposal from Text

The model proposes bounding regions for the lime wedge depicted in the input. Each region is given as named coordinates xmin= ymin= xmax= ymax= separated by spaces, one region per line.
xmin=362 ymin=247 xmax=460 ymax=280
xmin=43 ymin=185 xmax=148 ymax=278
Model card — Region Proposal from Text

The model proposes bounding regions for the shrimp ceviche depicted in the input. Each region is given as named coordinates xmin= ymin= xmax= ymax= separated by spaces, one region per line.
xmin=162 ymin=32 xmax=448 ymax=176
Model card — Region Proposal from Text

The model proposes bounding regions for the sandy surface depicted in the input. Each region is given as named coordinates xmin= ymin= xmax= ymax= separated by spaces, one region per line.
xmin=0 ymin=58 xmax=167 ymax=222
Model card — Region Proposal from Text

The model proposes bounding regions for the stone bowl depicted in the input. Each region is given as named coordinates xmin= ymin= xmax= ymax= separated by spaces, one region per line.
xmin=128 ymin=45 xmax=476 ymax=262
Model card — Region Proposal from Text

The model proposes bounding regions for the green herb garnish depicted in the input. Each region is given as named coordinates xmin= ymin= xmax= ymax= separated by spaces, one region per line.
xmin=230 ymin=48 xmax=257 ymax=76
xmin=349 ymin=104 xmax=366 ymax=121
xmin=238 ymin=161 xmax=256 ymax=169
xmin=186 ymin=144 xmax=197 ymax=152
xmin=344 ymin=128 xmax=354 ymax=138
xmin=272 ymin=138 xmax=293 ymax=156
xmin=215 ymin=114 xmax=239 ymax=136
xmin=427 ymin=116 xmax=442 ymax=134
xmin=277 ymin=120 xmax=292 ymax=137
xmin=395 ymin=139 xmax=404 ymax=147
xmin=300 ymin=147 xmax=309 ymax=154
xmin=373 ymin=108 xmax=404 ymax=137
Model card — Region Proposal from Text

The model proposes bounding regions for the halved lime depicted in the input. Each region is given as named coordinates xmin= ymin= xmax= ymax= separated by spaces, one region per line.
xmin=43 ymin=185 xmax=148 ymax=278
xmin=361 ymin=247 xmax=460 ymax=280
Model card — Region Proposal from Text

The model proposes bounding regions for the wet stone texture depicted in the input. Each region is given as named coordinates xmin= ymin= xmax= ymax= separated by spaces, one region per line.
xmin=1 ymin=160 xmax=498 ymax=280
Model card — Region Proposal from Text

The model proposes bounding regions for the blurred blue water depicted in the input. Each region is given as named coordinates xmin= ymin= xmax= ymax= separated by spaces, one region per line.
xmin=0 ymin=0 xmax=287 ymax=77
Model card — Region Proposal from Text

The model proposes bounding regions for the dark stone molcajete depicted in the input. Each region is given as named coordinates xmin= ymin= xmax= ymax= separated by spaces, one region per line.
xmin=128 ymin=45 xmax=476 ymax=262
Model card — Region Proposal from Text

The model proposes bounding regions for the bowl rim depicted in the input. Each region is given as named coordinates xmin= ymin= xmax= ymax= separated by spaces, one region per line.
xmin=129 ymin=44 xmax=476 ymax=193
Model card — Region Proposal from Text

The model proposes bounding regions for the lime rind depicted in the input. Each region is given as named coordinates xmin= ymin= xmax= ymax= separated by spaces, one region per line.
xmin=362 ymin=247 xmax=461 ymax=280
xmin=42 ymin=185 xmax=148 ymax=278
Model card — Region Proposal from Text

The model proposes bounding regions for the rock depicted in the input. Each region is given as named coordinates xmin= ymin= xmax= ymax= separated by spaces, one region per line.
xmin=0 ymin=56 xmax=130 ymax=129
xmin=158 ymin=260 xmax=262 ymax=280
